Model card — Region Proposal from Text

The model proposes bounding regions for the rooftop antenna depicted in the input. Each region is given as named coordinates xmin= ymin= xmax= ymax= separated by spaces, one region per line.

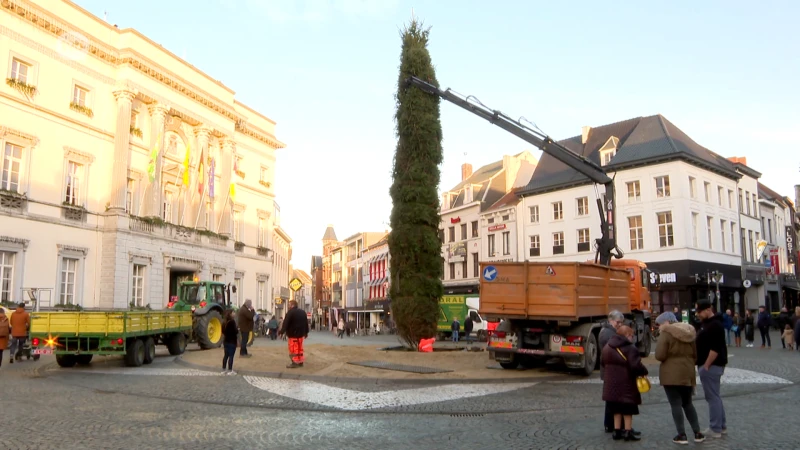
xmin=411 ymin=7 xmax=414 ymax=20
xmin=104 ymin=10 xmax=108 ymax=22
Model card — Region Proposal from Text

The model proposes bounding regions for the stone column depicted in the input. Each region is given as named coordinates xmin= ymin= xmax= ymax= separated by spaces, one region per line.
xmin=146 ymin=103 xmax=169 ymax=217
xmin=194 ymin=126 xmax=212 ymax=229
xmin=109 ymin=88 xmax=135 ymax=211
xmin=218 ymin=138 xmax=235 ymax=236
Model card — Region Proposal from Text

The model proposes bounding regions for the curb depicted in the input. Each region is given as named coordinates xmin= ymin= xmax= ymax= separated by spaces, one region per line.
xmin=174 ymin=355 xmax=575 ymax=385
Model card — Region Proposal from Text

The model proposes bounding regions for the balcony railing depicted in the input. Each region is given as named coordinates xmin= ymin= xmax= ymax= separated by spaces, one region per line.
xmin=128 ymin=216 xmax=230 ymax=248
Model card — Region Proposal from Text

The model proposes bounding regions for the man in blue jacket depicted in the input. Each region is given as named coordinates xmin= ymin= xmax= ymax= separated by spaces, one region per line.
xmin=696 ymin=300 xmax=728 ymax=438
xmin=756 ymin=305 xmax=772 ymax=349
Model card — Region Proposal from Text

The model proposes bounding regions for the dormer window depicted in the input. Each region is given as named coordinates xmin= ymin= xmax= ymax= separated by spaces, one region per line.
xmin=599 ymin=136 xmax=619 ymax=166
xmin=465 ymin=185 xmax=473 ymax=203
xmin=441 ymin=192 xmax=453 ymax=210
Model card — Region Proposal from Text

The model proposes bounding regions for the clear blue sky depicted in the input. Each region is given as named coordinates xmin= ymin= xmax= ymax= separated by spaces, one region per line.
xmin=76 ymin=0 xmax=799 ymax=271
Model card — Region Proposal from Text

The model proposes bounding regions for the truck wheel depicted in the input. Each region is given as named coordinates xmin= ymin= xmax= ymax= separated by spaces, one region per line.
xmin=76 ymin=355 xmax=93 ymax=365
xmin=194 ymin=310 xmax=224 ymax=349
xmin=56 ymin=354 xmax=77 ymax=368
xmin=498 ymin=354 xmax=519 ymax=370
xmin=477 ymin=330 xmax=487 ymax=342
xmin=582 ymin=333 xmax=598 ymax=376
xmin=167 ymin=333 xmax=187 ymax=356
xmin=143 ymin=337 xmax=156 ymax=365
xmin=125 ymin=339 xmax=145 ymax=367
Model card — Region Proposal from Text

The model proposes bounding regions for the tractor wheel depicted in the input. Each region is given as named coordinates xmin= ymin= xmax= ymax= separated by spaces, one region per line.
xmin=76 ymin=355 xmax=93 ymax=365
xmin=143 ymin=337 xmax=156 ymax=365
xmin=167 ymin=333 xmax=187 ymax=356
xmin=582 ymin=332 xmax=599 ymax=376
xmin=56 ymin=354 xmax=77 ymax=368
xmin=194 ymin=310 xmax=223 ymax=349
xmin=125 ymin=339 xmax=145 ymax=367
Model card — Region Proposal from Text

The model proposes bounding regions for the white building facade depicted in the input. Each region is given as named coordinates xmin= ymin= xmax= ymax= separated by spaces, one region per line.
xmin=439 ymin=152 xmax=537 ymax=295
xmin=517 ymin=115 xmax=749 ymax=315
xmin=730 ymin=159 xmax=766 ymax=311
xmin=0 ymin=0 xmax=288 ymax=310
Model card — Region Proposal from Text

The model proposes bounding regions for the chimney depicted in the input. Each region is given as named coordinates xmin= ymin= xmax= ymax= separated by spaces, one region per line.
xmin=581 ymin=126 xmax=591 ymax=144
xmin=461 ymin=163 xmax=473 ymax=181
xmin=727 ymin=156 xmax=748 ymax=166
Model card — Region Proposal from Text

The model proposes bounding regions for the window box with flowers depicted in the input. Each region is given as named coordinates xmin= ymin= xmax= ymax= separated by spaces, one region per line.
xmin=130 ymin=126 xmax=143 ymax=139
xmin=0 ymin=188 xmax=27 ymax=213
xmin=61 ymin=201 xmax=86 ymax=221
xmin=234 ymin=241 xmax=245 ymax=252
xmin=69 ymin=102 xmax=94 ymax=118
xmin=6 ymin=78 xmax=37 ymax=97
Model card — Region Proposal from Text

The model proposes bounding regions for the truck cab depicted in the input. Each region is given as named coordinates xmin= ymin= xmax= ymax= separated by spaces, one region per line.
xmin=606 ymin=259 xmax=654 ymax=312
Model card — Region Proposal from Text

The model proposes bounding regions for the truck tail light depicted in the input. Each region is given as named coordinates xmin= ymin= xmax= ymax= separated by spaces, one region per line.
xmin=117 ymin=338 xmax=124 ymax=345
xmin=491 ymin=331 xmax=506 ymax=339
xmin=199 ymin=301 xmax=207 ymax=308
xmin=566 ymin=336 xmax=583 ymax=343
xmin=166 ymin=302 xmax=175 ymax=309
xmin=32 ymin=337 xmax=40 ymax=346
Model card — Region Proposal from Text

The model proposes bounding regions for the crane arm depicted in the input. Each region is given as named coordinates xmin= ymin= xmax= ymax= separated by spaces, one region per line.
xmin=406 ymin=76 xmax=623 ymax=265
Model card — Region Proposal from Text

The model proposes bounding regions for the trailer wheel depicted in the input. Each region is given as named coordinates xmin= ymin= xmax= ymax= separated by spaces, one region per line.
xmin=143 ymin=337 xmax=156 ymax=365
xmin=125 ymin=339 xmax=145 ymax=367
xmin=56 ymin=354 xmax=77 ymax=368
xmin=167 ymin=333 xmax=187 ymax=356
xmin=76 ymin=355 xmax=93 ymax=365
xmin=582 ymin=332 xmax=598 ymax=376
xmin=638 ymin=328 xmax=652 ymax=357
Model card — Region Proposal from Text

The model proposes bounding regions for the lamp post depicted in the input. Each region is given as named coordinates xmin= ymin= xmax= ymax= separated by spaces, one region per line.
xmin=710 ymin=270 xmax=723 ymax=311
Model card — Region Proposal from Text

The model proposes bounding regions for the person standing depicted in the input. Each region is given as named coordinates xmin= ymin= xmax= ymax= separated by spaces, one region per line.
xmin=602 ymin=325 xmax=648 ymax=442
xmin=744 ymin=310 xmax=755 ymax=347
xmin=237 ymin=299 xmax=255 ymax=357
xmin=756 ymin=305 xmax=771 ymax=349
xmin=280 ymin=300 xmax=309 ymax=369
xmin=695 ymin=300 xmax=728 ymax=439
xmin=336 ymin=319 xmax=345 ymax=339
xmin=722 ymin=309 xmax=733 ymax=346
xmin=9 ymin=303 xmax=30 ymax=363
xmin=777 ymin=307 xmax=790 ymax=348
xmin=0 ymin=309 xmax=10 ymax=368
xmin=268 ymin=315 xmax=279 ymax=340
xmin=463 ymin=315 xmax=474 ymax=343
xmin=599 ymin=310 xmax=625 ymax=433
xmin=731 ymin=312 xmax=742 ymax=347
xmin=451 ymin=317 xmax=460 ymax=343
xmin=654 ymin=312 xmax=705 ymax=444
xmin=221 ymin=310 xmax=238 ymax=375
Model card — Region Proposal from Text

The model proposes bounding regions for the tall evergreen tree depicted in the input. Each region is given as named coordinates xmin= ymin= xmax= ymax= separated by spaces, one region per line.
xmin=389 ymin=20 xmax=444 ymax=348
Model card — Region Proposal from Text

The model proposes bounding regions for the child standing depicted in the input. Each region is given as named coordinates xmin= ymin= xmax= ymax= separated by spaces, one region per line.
xmin=222 ymin=309 xmax=239 ymax=375
xmin=781 ymin=324 xmax=795 ymax=351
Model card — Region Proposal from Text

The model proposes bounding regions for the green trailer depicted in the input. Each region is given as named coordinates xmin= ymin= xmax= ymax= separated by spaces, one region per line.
xmin=30 ymin=310 xmax=193 ymax=368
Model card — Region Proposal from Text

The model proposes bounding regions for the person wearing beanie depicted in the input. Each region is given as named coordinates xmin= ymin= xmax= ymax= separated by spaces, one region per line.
xmin=695 ymin=300 xmax=728 ymax=438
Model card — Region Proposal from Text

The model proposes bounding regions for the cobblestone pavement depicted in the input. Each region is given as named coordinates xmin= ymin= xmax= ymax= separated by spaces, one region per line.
xmin=2 ymin=333 xmax=798 ymax=449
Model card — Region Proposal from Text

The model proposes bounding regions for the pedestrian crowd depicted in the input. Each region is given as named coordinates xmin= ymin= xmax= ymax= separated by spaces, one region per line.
xmin=219 ymin=299 xmax=308 ymax=375
xmin=0 ymin=303 xmax=31 ymax=367
xmin=600 ymin=298 xmax=731 ymax=444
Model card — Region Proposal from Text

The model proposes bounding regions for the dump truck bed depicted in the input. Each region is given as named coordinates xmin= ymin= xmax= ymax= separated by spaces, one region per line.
xmin=479 ymin=262 xmax=632 ymax=321
xmin=30 ymin=310 xmax=193 ymax=338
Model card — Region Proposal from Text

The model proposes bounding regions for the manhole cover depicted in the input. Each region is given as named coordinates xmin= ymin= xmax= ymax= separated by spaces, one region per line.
xmin=348 ymin=360 xmax=453 ymax=374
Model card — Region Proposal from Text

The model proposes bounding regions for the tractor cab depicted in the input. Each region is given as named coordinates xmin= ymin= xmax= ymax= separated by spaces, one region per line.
xmin=167 ymin=280 xmax=237 ymax=349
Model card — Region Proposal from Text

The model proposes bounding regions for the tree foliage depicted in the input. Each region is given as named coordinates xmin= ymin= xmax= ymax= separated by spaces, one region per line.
xmin=388 ymin=20 xmax=444 ymax=348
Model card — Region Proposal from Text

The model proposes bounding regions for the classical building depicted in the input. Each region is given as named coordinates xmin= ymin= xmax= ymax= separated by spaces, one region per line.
xmin=517 ymin=115 xmax=750 ymax=315
xmin=0 ymin=0 xmax=289 ymax=309
xmin=728 ymin=158 xmax=765 ymax=312
xmin=315 ymin=224 xmax=338 ymax=328
xmin=439 ymin=152 xmax=537 ymax=295
xmin=364 ymin=232 xmax=390 ymax=327
xmin=758 ymin=182 xmax=799 ymax=310
xmin=271 ymin=206 xmax=292 ymax=316
xmin=340 ymin=231 xmax=385 ymax=327
xmin=290 ymin=268 xmax=312 ymax=313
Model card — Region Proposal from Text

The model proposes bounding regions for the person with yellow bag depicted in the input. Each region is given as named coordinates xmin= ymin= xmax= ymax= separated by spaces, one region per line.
xmin=602 ymin=325 xmax=649 ymax=442
xmin=654 ymin=311 xmax=705 ymax=445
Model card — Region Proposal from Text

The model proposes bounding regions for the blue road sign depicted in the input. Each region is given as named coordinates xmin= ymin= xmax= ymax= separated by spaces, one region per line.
xmin=483 ymin=265 xmax=498 ymax=282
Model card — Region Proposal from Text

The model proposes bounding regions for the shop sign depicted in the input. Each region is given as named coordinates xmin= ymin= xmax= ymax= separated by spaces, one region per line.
xmin=488 ymin=224 xmax=506 ymax=232
xmin=649 ymin=272 xmax=677 ymax=284
xmin=787 ymin=226 xmax=797 ymax=265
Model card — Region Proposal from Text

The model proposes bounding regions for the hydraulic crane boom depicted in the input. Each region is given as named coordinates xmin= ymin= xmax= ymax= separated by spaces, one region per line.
xmin=406 ymin=76 xmax=623 ymax=266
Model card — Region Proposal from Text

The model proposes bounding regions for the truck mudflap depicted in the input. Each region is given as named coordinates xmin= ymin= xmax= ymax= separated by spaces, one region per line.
xmin=487 ymin=331 xmax=586 ymax=357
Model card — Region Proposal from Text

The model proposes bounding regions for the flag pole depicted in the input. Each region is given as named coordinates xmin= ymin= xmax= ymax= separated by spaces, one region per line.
xmin=194 ymin=186 xmax=206 ymax=229
xmin=181 ymin=184 xmax=196 ymax=226
xmin=136 ymin=184 xmax=149 ymax=217
xmin=216 ymin=189 xmax=231 ymax=233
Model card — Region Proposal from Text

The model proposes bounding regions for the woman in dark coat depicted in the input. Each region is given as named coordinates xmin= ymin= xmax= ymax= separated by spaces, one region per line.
xmin=602 ymin=325 xmax=648 ymax=441
xmin=744 ymin=310 xmax=755 ymax=347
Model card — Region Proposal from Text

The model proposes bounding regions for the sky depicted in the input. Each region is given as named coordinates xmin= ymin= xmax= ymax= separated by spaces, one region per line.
xmin=76 ymin=0 xmax=800 ymax=271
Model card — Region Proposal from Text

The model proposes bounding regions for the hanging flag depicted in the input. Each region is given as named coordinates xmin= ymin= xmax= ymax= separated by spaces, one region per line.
xmin=182 ymin=141 xmax=191 ymax=186
xmin=208 ymin=157 xmax=216 ymax=199
xmin=229 ymin=182 xmax=236 ymax=202
xmin=197 ymin=146 xmax=205 ymax=195
xmin=147 ymin=133 xmax=161 ymax=182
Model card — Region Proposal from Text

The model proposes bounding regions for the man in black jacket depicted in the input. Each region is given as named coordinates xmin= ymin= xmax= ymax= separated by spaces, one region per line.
xmin=695 ymin=300 xmax=727 ymax=438
xmin=280 ymin=300 xmax=309 ymax=369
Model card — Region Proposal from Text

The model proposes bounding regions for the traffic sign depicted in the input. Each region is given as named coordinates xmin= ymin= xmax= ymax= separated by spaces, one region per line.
xmin=289 ymin=277 xmax=303 ymax=292
xmin=483 ymin=265 xmax=497 ymax=282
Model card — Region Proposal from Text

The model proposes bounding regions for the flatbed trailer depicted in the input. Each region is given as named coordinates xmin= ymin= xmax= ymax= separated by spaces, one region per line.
xmin=30 ymin=310 xmax=192 ymax=368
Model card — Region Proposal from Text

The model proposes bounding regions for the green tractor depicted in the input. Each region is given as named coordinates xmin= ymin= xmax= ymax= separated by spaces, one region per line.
xmin=167 ymin=280 xmax=237 ymax=349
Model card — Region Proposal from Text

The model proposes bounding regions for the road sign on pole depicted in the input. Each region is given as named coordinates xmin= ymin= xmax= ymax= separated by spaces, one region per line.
xmin=289 ymin=277 xmax=303 ymax=292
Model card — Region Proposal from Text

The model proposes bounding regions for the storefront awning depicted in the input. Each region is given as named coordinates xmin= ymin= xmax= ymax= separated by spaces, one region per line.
xmin=783 ymin=281 xmax=800 ymax=291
